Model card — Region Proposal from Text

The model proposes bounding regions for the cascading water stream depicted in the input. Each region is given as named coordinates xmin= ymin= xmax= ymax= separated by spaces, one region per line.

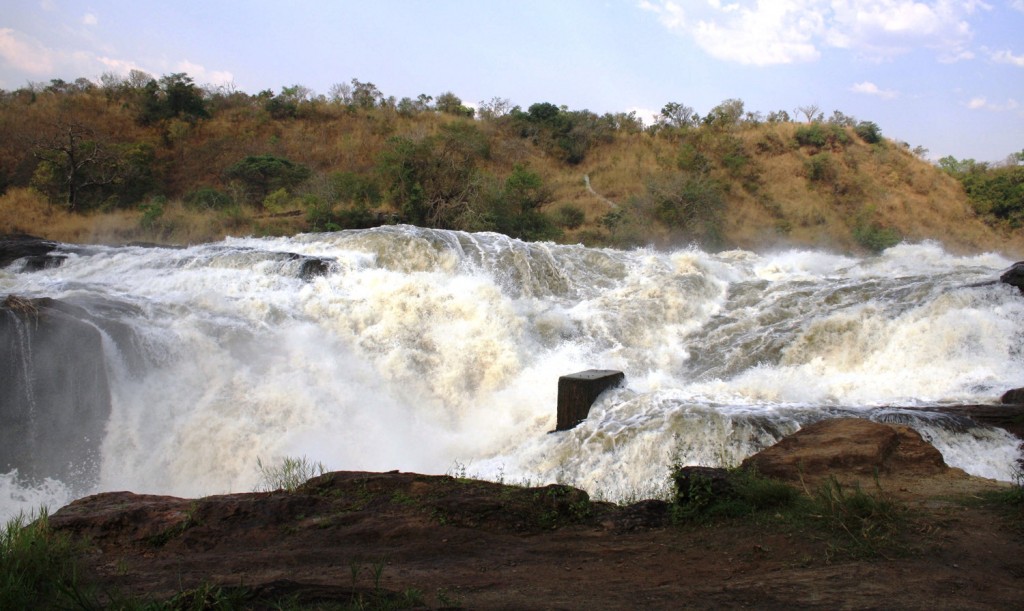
xmin=1 ymin=227 xmax=1022 ymax=519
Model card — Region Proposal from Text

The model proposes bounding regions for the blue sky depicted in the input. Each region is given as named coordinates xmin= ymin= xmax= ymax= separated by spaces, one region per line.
xmin=2 ymin=0 xmax=1022 ymax=163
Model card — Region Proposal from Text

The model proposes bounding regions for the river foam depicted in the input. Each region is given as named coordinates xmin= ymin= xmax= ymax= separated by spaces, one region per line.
xmin=1 ymin=228 xmax=1022 ymax=518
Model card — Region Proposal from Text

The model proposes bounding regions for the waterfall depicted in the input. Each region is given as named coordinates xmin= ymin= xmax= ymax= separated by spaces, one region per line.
xmin=1 ymin=228 xmax=1021 ymax=518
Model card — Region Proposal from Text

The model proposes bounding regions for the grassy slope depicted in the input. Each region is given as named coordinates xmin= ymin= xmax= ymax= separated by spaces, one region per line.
xmin=0 ymin=92 xmax=1019 ymax=256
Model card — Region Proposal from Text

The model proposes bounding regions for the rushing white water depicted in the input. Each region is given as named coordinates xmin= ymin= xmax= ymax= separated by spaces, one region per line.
xmin=1 ymin=227 xmax=1022 ymax=519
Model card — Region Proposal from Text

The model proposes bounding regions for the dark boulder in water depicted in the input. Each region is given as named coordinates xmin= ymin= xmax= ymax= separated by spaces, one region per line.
xmin=0 ymin=233 xmax=63 ymax=270
xmin=1001 ymin=387 xmax=1024 ymax=404
xmin=0 ymin=295 xmax=112 ymax=486
xmin=999 ymin=262 xmax=1024 ymax=293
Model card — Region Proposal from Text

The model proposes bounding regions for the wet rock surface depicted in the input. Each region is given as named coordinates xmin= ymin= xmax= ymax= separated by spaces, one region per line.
xmin=47 ymin=419 xmax=1024 ymax=610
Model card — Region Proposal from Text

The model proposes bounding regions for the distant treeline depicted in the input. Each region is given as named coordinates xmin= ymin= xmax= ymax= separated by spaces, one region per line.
xmin=1 ymin=71 xmax=1019 ymax=250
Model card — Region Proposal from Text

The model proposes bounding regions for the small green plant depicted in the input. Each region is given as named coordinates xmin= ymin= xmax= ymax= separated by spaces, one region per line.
xmin=183 ymin=186 xmax=232 ymax=211
xmin=255 ymin=455 xmax=327 ymax=492
xmin=852 ymin=221 xmax=901 ymax=253
xmin=0 ymin=508 xmax=86 ymax=609
xmin=670 ymin=466 xmax=798 ymax=523
xmin=812 ymin=476 xmax=905 ymax=559
xmin=805 ymin=152 xmax=836 ymax=182
xmin=139 ymin=196 xmax=165 ymax=230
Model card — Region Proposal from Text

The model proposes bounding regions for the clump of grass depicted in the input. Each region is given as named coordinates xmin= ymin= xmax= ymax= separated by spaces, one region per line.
xmin=0 ymin=508 xmax=85 ymax=609
xmin=810 ymin=476 xmax=905 ymax=559
xmin=669 ymin=465 xmax=908 ymax=559
xmin=255 ymin=455 xmax=327 ymax=493
xmin=671 ymin=466 xmax=798 ymax=523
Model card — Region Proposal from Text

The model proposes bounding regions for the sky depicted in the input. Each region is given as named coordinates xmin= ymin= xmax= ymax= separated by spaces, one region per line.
xmin=2 ymin=0 xmax=1022 ymax=163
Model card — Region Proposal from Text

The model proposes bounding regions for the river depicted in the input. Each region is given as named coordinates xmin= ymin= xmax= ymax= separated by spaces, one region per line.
xmin=2 ymin=226 xmax=1022 ymax=519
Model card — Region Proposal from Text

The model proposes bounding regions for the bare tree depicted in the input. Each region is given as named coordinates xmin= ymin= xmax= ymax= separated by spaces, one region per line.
xmin=796 ymin=104 xmax=822 ymax=123
xmin=32 ymin=119 xmax=118 ymax=211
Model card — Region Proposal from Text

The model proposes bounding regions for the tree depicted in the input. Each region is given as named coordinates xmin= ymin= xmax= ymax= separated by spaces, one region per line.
xmin=137 ymin=73 xmax=208 ymax=125
xmin=477 ymin=97 xmax=511 ymax=120
xmin=31 ymin=120 xmax=111 ymax=211
xmin=854 ymin=121 xmax=882 ymax=144
xmin=377 ymin=123 xmax=489 ymax=228
xmin=796 ymin=104 xmax=822 ymax=123
xmin=328 ymin=81 xmax=353 ymax=105
xmin=704 ymin=99 xmax=745 ymax=129
xmin=658 ymin=102 xmax=697 ymax=129
xmin=225 ymin=155 xmax=311 ymax=205
xmin=435 ymin=91 xmax=474 ymax=117
xmin=350 ymin=79 xmax=383 ymax=109
xmin=31 ymin=118 xmax=153 ymax=211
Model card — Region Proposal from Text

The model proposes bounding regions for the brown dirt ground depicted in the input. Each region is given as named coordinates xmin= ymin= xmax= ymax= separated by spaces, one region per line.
xmin=49 ymin=420 xmax=1024 ymax=610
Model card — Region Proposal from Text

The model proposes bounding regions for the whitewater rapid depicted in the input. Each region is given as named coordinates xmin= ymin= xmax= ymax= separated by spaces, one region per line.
xmin=2 ymin=227 xmax=1022 ymax=518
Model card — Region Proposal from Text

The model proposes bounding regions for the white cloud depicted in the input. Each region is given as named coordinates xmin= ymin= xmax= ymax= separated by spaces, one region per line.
xmin=0 ymin=28 xmax=55 ymax=74
xmin=639 ymin=0 xmax=686 ymax=30
xmin=1012 ymin=0 xmax=1024 ymax=12
xmin=97 ymin=56 xmax=147 ymax=75
xmin=175 ymin=59 xmax=234 ymax=86
xmin=967 ymin=96 xmax=1019 ymax=111
xmin=991 ymin=49 xmax=1024 ymax=67
xmin=626 ymin=106 xmax=660 ymax=127
xmin=851 ymin=81 xmax=898 ymax=99
xmin=640 ymin=0 xmax=992 ymax=64
xmin=82 ymin=13 xmax=97 ymax=26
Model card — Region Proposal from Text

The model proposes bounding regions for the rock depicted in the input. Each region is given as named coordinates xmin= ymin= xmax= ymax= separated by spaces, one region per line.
xmin=1001 ymin=388 xmax=1024 ymax=404
xmin=556 ymin=369 xmax=625 ymax=431
xmin=1000 ymin=262 xmax=1024 ymax=293
xmin=0 ymin=233 xmax=61 ymax=269
xmin=741 ymin=418 xmax=948 ymax=482
xmin=297 ymin=256 xmax=331 ymax=281
xmin=0 ymin=295 xmax=113 ymax=486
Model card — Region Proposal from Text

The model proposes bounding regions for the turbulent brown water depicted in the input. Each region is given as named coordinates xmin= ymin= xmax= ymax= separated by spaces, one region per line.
xmin=2 ymin=226 xmax=1022 ymax=518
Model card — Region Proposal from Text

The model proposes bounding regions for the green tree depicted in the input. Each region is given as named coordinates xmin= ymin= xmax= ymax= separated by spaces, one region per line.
xmin=643 ymin=172 xmax=725 ymax=245
xmin=31 ymin=119 xmax=154 ymax=211
xmin=225 ymin=155 xmax=311 ymax=205
xmin=854 ymin=121 xmax=882 ymax=144
xmin=704 ymin=99 xmax=745 ymax=130
xmin=658 ymin=102 xmax=698 ymax=129
xmin=137 ymin=73 xmax=208 ymax=125
xmin=377 ymin=123 xmax=489 ymax=228
xmin=435 ymin=91 xmax=474 ymax=117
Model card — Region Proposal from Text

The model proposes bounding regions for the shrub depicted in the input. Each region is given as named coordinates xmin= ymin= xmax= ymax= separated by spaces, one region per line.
xmin=805 ymin=152 xmax=836 ymax=182
xmin=225 ymin=155 xmax=311 ymax=205
xmin=854 ymin=121 xmax=883 ymax=144
xmin=139 ymin=196 xmax=166 ymax=230
xmin=645 ymin=172 xmax=725 ymax=246
xmin=795 ymin=123 xmax=850 ymax=149
xmin=853 ymin=222 xmax=901 ymax=253
xmin=1 ymin=509 xmax=84 ymax=609
xmin=184 ymin=186 xmax=232 ymax=211
xmin=556 ymin=204 xmax=585 ymax=229
xmin=255 ymin=455 xmax=327 ymax=492
xmin=670 ymin=466 xmax=798 ymax=523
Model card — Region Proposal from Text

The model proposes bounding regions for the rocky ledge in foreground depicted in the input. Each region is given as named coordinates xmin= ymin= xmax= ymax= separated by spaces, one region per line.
xmin=49 ymin=419 xmax=1023 ymax=610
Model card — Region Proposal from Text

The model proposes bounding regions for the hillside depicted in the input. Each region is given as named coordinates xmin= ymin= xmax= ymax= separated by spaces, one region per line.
xmin=1 ymin=75 xmax=1020 ymax=256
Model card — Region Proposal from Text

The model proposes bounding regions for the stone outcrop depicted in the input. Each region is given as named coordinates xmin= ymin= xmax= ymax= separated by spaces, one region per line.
xmin=741 ymin=418 xmax=949 ymax=483
xmin=0 ymin=296 xmax=114 ymax=485
xmin=1000 ymin=261 xmax=1024 ymax=293
xmin=0 ymin=233 xmax=62 ymax=270
xmin=43 ymin=420 xmax=1022 ymax=610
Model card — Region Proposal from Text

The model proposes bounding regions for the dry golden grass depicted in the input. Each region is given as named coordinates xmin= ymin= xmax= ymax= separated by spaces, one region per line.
xmin=3 ymin=86 xmax=1022 ymax=256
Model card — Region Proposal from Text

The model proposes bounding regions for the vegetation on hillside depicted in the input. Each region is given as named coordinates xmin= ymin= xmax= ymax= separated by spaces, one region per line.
xmin=1 ymin=72 xmax=1020 ymax=254
xmin=938 ymin=152 xmax=1024 ymax=229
